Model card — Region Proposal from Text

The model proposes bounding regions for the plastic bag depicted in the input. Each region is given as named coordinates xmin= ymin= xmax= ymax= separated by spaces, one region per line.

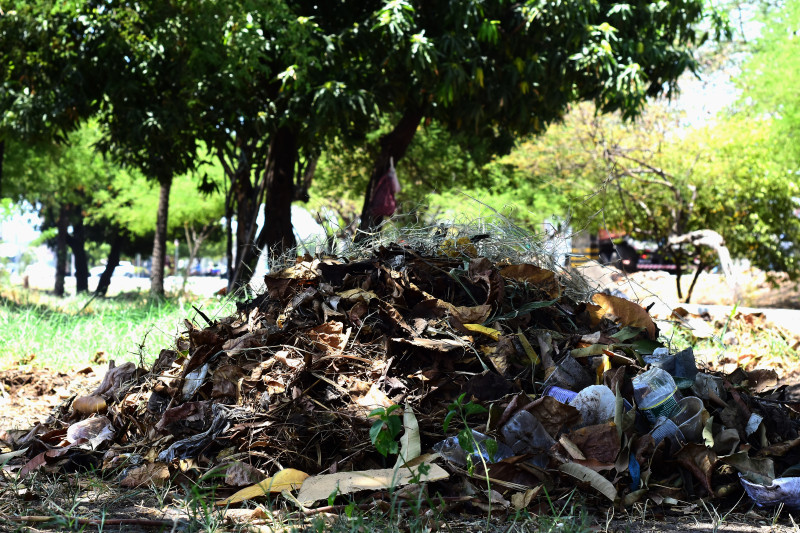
xmin=370 ymin=158 xmax=401 ymax=217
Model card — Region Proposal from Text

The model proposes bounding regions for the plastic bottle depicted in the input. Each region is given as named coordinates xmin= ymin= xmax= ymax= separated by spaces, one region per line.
xmin=632 ymin=367 xmax=680 ymax=424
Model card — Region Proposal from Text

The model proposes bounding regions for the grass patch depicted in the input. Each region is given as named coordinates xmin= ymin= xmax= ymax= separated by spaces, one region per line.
xmin=0 ymin=285 xmax=235 ymax=371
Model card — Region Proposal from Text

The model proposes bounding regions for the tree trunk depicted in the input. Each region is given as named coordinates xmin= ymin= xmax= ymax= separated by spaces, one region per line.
xmin=182 ymin=222 xmax=211 ymax=293
xmin=673 ymin=256 xmax=684 ymax=301
xmin=232 ymin=159 xmax=256 ymax=287
xmin=96 ymin=231 xmax=123 ymax=297
xmin=150 ymin=178 xmax=172 ymax=296
xmin=246 ymin=127 xmax=298 ymax=285
xmin=684 ymin=261 xmax=706 ymax=304
xmin=54 ymin=205 xmax=69 ymax=297
xmin=225 ymin=209 xmax=233 ymax=289
xmin=0 ymin=139 xmax=5 ymax=197
xmin=66 ymin=209 xmax=90 ymax=293
xmin=356 ymin=107 xmax=425 ymax=239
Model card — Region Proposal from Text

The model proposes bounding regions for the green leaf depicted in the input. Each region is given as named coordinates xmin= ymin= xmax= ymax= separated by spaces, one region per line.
xmin=457 ymin=428 xmax=476 ymax=454
xmin=464 ymin=402 xmax=488 ymax=417
xmin=443 ymin=410 xmax=456 ymax=433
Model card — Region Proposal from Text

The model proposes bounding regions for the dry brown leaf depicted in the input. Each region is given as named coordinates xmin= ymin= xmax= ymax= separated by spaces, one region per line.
xmin=500 ymin=264 xmax=560 ymax=297
xmin=307 ymin=322 xmax=349 ymax=354
xmin=224 ymin=461 xmax=266 ymax=487
xmin=355 ymin=383 xmax=394 ymax=411
xmin=559 ymin=435 xmax=586 ymax=460
xmin=526 ymin=396 xmax=582 ymax=437
xmin=565 ymin=423 xmax=621 ymax=463
xmin=450 ymin=304 xmax=493 ymax=324
xmin=675 ymin=443 xmax=717 ymax=495
xmin=391 ymin=337 xmax=469 ymax=351
xmin=559 ymin=462 xmax=617 ymax=502
xmin=510 ymin=486 xmax=542 ymax=510
xmin=20 ymin=446 xmax=75 ymax=476
xmin=120 ymin=462 xmax=170 ymax=488
xmin=72 ymin=395 xmax=107 ymax=416
xmin=590 ymin=293 xmax=656 ymax=340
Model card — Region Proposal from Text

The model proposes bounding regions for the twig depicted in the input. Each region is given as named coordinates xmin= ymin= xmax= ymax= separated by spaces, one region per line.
xmin=192 ymin=305 xmax=215 ymax=327
xmin=10 ymin=515 xmax=177 ymax=528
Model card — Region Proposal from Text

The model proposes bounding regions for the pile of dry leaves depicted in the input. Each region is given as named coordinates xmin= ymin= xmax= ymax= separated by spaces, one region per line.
xmin=3 ymin=243 xmax=800 ymax=517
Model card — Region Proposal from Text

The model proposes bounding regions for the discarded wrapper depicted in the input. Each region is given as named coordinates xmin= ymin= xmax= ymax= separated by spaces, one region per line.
xmin=740 ymin=474 xmax=800 ymax=509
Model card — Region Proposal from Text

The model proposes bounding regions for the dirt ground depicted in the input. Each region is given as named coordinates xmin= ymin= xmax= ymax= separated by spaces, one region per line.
xmin=2 ymin=266 xmax=800 ymax=532
xmin=576 ymin=263 xmax=800 ymax=310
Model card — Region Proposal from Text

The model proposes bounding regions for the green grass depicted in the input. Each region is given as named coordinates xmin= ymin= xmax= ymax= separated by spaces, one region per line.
xmin=659 ymin=308 xmax=800 ymax=373
xmin=0 ymin=285 xmax=236 ymax=371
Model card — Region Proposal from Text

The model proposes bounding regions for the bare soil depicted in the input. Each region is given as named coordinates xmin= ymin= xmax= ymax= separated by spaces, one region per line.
xmin=577 ymin=263 xmax=800 ymax=310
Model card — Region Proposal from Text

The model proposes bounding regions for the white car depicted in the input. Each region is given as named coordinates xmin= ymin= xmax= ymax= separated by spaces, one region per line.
xmin=90 ymin=261 xmax=136 ymax=277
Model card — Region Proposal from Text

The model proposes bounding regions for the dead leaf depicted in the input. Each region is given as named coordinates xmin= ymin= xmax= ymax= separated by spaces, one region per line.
xmin=355 ymin=383 xmax=394 ymax=411
xmin=296 ymin=462 xmax=448 ymax=506
xmin=222 ymin=332 xmax=271 ymax=357
xmin=212 ymin=365 xmax=245 ymax=401
xmin=20 ymin=446 xmax=75 ymax=476
xmin=224 ymin=461 xmax=266 ymax=487
xmin=221 ymin=508 xmax=268 ymax=523
xmin=463 ymin=323 xmax=502 ymax=341
xmin=559 ymin=435 xmax=586 ymax=460
xmin=559 ymin=462 xmax=617 ymax=501
xmin=307 ymin=322 xmax=349 ymax=354
xmin=93 ymin=361 xmax=138 ymax=398
xmin=526 ymin=396 xmax=582 ymax=437
xmin=450 ymin=304 xmax=492 ymax=324
xmin=216 ymin=468 xmax=310 ymax=505
xmin=500 ymin=263 xmax=556 ymax=287
xmin=395 ymin=405 xmax=421 ymax=468
xmin=564 ymin=423 xmax=621 ymax=463
xmin=719 ymin=451 xmax=775 ymax=484
xmin=72 ymin=395 xmax=107 ymax=416
xmin=745 ymin=369 xmax=779 ymax=393
xmin=156 ymin=401 xmax=209 ymax=432
xmin=120 ymin=462 xmax=170 ymax=488
xmin=590 ymin=293 xmax=656 ymax=340
xmin=511 ymin=486 xmax=542 ymax=510
xmin=675 ymin=443 xmax=717 ymax=495
xmin=391 ymin=337 xmax=469 ymax=351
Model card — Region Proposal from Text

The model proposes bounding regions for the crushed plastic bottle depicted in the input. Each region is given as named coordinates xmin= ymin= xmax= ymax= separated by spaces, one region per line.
xmin=500 ymin=410 xmax=555 ymax=468
xmin=433 ymin=429 xmax=513 ymax=467
xmin=633 ymin=367 xmax=681 ymax=424
xmin=643 ymin=347 xmax=697 ymax=389
xmin=500 ymin=410 xmax=556 ymax=455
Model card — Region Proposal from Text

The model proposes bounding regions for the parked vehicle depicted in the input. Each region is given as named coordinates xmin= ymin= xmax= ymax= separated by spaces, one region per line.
xmin=598 ymin=234 xmax=677 ymax=273
xmin=90 ymin=261 xmax=137 ymax=277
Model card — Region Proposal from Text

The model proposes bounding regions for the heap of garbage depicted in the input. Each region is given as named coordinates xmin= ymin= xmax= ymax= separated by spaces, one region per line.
xmin=3 ymin=240 xmax=800 ymax=512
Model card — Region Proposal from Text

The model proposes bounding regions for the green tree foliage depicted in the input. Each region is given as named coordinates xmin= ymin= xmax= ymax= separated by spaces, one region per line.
xmin=348 ymin=0 xmax=712 ymax=233
xmin=1 ymin=0 xmax=719 ymax=293
xmin=311 ymin=118 xmax=566 ymax=236
xmin=0 ymin=1 xmax=99 ymax=195
xmin=3 ymin=125 xmax=112 ymax=294
xmin=513 ymin=101 xmax=799 ymax=301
